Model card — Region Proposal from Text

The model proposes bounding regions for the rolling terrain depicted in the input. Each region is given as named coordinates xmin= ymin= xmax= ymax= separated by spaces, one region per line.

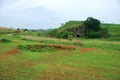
xmin=0 ymin=24 xmax=120 ymax=80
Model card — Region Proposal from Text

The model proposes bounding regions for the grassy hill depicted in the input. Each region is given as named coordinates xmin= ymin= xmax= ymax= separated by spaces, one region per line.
xmin=57 ymin=21 xmax=83 ymax=33
xmin=101 ymin=24 xmax=120 ymax=36
xmin=57 ymin=21 xmax=120 ymax=36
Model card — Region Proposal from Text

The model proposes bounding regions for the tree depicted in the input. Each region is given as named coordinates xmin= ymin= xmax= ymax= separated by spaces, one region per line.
xmin=48 ymin=29 xmax=60 ymax=38
xmin=23 ymin=28 xmax=28 ymax=32
xmin=83 ymin=17 xmax=102 ymax=38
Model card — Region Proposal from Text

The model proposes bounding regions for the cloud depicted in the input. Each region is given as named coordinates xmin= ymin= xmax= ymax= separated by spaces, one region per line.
xmin=0 ymin=0 xmax=120 ymax=29
xmin=1 ymin=0 xmax=119 ymax=14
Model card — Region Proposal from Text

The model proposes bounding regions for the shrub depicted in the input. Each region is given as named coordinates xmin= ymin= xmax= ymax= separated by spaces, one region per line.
xmin=85 ymin=31 xmax=102 ymax=38
xmin=17 ymin=45 xmax=26 ymax=50
xmin=48 ymin=29 xmax=59 ymax=38
xmin=68 ymin=35 xmax=73 ymax=41
xmin=60 ymin=30 xmax=75 ymax=39
xmin=102 ymin=28 xmax=109 ymax=38
xmin=0 ymin=39 xmax=12 ymax=43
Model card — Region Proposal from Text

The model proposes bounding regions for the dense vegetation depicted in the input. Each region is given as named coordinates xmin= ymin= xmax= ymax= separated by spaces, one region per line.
xmin=84 ymin=17 xmax=106 ymax=38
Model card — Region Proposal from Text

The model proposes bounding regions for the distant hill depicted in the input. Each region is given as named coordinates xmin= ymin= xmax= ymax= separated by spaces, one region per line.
xmin=57 ymin=21 xmax=120 ymax=37
xmin=0 ymin=27 xmax=15 ymax=34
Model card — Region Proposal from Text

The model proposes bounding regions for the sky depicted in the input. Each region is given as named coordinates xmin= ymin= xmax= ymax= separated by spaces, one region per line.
xmin=0 ymin=0 xmax=120 ymax=29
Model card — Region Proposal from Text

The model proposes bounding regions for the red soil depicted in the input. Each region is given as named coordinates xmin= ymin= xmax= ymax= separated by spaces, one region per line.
xmin=22 ymin=44 xmax=76 ymax=51
xmin=0 ymin=49 xmax=20 ymax=59
xmin=80 ymin=48 xmax=97 ymax=52
xmin=21 ymin=61 xmax=33 ymax=68
xmin=52 ymin=45 xmax=75 ymax=50
xmin=4 ymin=49 xmax=20 ymax=55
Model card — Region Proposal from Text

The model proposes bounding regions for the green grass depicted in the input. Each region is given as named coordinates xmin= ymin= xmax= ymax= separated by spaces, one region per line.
xmin=0 ymin=34 xmax=120 ymax=80
xmin=101 ymin=24 xmax=120 ymax=41
xmin=57 ymin=21 xmax=83 ymax=33
xmin=0 ymin=23 xmax=120 ymax=80
xmin=81 ymin=38 xmax=120 ymax=50
xmin=21 ymin=35 xmax=83 ymax=46
xmin=101 ymin=24 xmax=120 ymax=36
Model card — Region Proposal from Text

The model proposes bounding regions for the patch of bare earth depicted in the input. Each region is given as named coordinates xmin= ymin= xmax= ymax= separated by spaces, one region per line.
xmin=52 ymin=45 xmax=75 ymax=50
xmin=80 ymin=48 xmax=97 ymax=52
xmin=4 ymin=49 xmax=20 ymax=55
xmin=0 ymin=49 xmax=20 ymax=59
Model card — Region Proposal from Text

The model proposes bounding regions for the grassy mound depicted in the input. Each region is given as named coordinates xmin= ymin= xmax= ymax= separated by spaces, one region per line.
xmin=57 ymin=21 xmax=83 ymax=33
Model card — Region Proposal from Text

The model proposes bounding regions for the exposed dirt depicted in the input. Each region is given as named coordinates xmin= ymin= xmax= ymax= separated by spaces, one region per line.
xmin=80 ymin=48 xmax=97 ymax=52
xmin=0 ymin=55 xmax=8 ymax=59
xmin=52 ymin=45 xmax=75 ymax=50
xmin=39 ymin=70 xmax=89 ymax=80
xmin=4 ymin=49 xmax=20 ymax=55
xmin=0 ymin=49 xmax=20 ymax=59
xmin=17 ymin=44 xmax=76 ymax=52
xmin=21 ymin=61 xmax=33 ymax=68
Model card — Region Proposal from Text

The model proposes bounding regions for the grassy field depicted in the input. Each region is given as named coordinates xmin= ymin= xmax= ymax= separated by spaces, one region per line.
xmin=0 ymin=33 xmax=120 ymax=80
xmin=101 ymin=24 xmax=120 ymax=36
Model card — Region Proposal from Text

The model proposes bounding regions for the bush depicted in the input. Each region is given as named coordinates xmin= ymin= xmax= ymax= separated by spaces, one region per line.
xmin=68 ymin=35 xmax=73 ymax=41
xmin=60 ymin=30 xmax=75 ymax=39
xmin=48 ymin=29 xmax=60 ymax=38
xmin=85 ymin=31 xmax=102 ymax=38
xmin=0 ymin=39 xmax=12 ymax=43
xmin=17 ymin=45 xmax=26 ymax=50
xmin=102 ymin=28 xmax=109 ymax=38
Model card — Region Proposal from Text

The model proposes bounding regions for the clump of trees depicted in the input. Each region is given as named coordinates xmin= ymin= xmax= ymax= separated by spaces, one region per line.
xmin=83 ymin=17 xmax=101 ymax=38
xmin=47 ymin=29 xmax=75 ymax=40
xmin=83 ymin=17 xmax=109 ymax=38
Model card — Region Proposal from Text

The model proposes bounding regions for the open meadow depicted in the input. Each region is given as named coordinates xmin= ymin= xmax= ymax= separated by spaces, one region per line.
xmin=0 ymin=28 xmax=120 ymax=80
xmin=0 ymin=0 xmax=120 ymax=79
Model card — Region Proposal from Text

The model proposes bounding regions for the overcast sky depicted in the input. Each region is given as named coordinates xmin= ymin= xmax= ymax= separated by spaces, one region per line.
xmin=0 ymin=0 xmax=120 ymax=29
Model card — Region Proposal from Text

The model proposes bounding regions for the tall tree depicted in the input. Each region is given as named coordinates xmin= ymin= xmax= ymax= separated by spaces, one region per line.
xmin=83 ymin=17 xmax=102 ymax=38
xmin=84 ymin=17 xmax=101 ymax=32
